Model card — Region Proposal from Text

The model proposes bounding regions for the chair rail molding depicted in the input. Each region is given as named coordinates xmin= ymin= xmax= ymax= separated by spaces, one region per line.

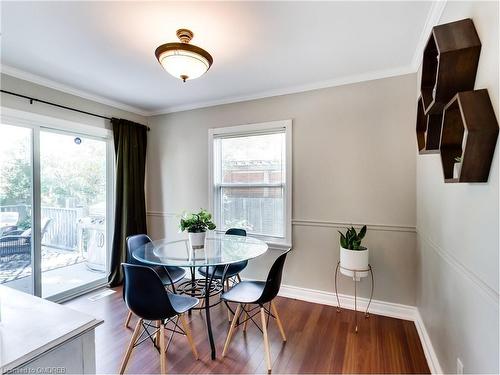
xmin=292 ymin=219 xmax=416 ymax=233
xmin=146 ymin=211 xmax=177 ymax=218
xmin=417 ymin=230 xmax=499 ymax=303
xmin=146 ymin=211 xmax=416 ymax=233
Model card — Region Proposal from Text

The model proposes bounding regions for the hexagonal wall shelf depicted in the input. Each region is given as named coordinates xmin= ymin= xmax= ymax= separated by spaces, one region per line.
xmin=420 ymin=18 xmax=481 ymax=115
xmin=416 ymin=96 xmax=442 ymax=154
xmin=440 ymin=89 xmax=499 ymax=183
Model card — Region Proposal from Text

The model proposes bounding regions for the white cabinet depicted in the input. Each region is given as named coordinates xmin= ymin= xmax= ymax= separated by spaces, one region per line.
xmin=0 ymin=286 xmax=102 ymax=374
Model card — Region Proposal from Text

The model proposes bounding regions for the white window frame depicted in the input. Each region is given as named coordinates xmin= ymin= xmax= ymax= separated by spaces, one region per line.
xmin=208 ymin=120 xmax=292 ymax=250
xmin=0 ymin=107 xmax=115 ymax=302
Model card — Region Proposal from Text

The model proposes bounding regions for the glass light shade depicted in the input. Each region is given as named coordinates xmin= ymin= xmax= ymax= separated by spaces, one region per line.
xmin=158 ymin=49 xmax=210 ymax=81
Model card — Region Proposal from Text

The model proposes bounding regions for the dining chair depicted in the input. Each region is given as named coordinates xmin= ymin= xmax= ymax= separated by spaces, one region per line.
xmin=198 ymin=228 xmax=248 ymax=320
xmin=198 ymin=228 xmax=248 ymax=281
xmin=221 ymin=249 xmax=290 ymax=373
xmin=119 ymin=263 xmax=199 ymax=375
xmin=124 ymin=234 xmax=187 ymax=328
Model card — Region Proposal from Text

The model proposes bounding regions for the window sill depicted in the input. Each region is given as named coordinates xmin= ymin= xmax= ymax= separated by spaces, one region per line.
xmin=214 ymin=230 xmax=291 ymax=251
xmin=266 ymin=242 xmax=292 ymax=251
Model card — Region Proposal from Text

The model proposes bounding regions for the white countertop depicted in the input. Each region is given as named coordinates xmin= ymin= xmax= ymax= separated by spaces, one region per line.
xmin=0 ymin=286 xmax=102 ymax=371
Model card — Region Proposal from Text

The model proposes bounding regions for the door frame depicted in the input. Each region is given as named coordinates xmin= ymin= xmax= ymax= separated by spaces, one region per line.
xmin=1 ymin=107 xmax=115 ymax=302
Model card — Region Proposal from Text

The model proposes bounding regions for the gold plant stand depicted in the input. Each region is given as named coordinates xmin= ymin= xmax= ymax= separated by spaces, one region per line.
xmin=334 ymin=262 xmax=374 ymax=333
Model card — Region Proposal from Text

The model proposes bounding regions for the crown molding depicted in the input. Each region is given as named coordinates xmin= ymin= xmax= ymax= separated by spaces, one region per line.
xmin=2 ymin=63 xmax=417 ymax=118
xmin=148 ymin=64 xmax=416 ymax=116
xmin=410 ymin=0 xmax=447 ymax=72
xmin=1 ymin=64 xmax=150 ymax=117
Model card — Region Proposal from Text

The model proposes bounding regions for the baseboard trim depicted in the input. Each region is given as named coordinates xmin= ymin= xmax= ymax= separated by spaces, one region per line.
xmin=278 ymin=284 xmax=417 ymax=320
xmin=278 ymin=283 xmax=442 ymax=374
xmin=414 ymin=310 xmax=444 ymax=374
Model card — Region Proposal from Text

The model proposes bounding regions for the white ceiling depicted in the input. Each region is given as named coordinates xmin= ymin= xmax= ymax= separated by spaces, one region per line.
xmin=1 ymin=1 xmax=438 ymax=115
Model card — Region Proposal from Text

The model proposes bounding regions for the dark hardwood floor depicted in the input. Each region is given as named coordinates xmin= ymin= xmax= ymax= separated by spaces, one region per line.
xmin=65 ymin=287 xmax=429 ymax=374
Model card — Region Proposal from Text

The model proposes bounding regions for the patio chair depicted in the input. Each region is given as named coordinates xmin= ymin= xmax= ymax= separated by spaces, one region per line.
xmin=0 ymin=211 xmax=19 ymax=236
xmin=0 ymin=218 xmax=52 ymax=262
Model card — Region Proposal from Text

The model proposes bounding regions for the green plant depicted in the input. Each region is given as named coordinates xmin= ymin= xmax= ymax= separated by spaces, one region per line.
xmin=338 ymin=225 xmax=367 ymax=250
xmin=180 ymin=209 xmax=216 ymax=233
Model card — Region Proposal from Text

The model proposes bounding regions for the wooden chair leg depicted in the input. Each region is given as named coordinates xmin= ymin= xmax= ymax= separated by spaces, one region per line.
xmin=260 ymin=307 xmax=272 ymax=374
xmin=236 ymin=274 xmax=242 ymax=282
xmin=119 ymin=318 xmax=142 ymax=374
xmin=243 ymin=304 xmax=249 ymax=332
xmin=222 ymin=304 xmax=243 ymax=357
xmin=124 ymin=310 xmax=132 ymax=328
xmin=155 ymin=320 xmax=161 ymax=346
xmin=271 ymin=300 xmax=287 ymax=342
xmin=180 ymin=314 xmax=198 ymax=360
xmin=159 ymin=321 xmax=167 ymax=374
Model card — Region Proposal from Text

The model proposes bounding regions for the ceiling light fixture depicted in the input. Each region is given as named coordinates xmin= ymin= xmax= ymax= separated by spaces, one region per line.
xmin=155 ymin=29 xmax=213 ymax=82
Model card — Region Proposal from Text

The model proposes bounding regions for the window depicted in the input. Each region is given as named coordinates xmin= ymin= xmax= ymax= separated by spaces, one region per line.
xmin=209 ymin=120 xmax=292 ymax=248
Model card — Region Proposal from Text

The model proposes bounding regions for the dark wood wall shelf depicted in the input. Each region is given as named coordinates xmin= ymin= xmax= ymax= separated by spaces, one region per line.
xmin=416 ymin=96 xmax=442 ymax=154
xmin=440 ymin=89 xmax=499 ymax=183
xmin=420 ymin=18 xmax=481 ymax=115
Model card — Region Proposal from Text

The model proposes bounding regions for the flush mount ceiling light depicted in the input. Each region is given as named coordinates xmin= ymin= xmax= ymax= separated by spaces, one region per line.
xmin=155 ymin=29 xmax=213 ymax=82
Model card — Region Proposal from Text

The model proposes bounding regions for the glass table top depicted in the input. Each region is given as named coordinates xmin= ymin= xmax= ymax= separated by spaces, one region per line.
xmin=132 ymin=233 xmax=268 ymax=268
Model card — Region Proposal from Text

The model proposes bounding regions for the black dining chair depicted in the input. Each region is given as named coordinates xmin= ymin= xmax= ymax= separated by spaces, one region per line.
xmin=198 ymin=228 xmax=248 ymax=320
xmin=119 ymin=263 xmax=199 ymax=375
xmin=124 ymin=234 xmax=187 ymax=328
xmin=221 ymin=249 xmax=290 ymax=374
xmin=198 ymin=228 xmax=248 ymax=281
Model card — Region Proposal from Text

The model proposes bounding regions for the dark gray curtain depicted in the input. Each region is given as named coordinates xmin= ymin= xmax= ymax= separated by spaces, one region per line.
xmin=108 ymin=118 xmax=148 ymax=286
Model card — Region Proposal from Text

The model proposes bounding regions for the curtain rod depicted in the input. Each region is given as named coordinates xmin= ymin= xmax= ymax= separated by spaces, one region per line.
xmin=0 ymin=89 xmax=150 ymax=131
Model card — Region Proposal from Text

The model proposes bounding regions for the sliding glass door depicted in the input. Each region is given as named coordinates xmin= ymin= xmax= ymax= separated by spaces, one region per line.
xmin=40 ymin=130 xmax=109 ymax=298
xmin=0 ymin=115 xmax=113 ymax=300
xmin=0 ymin=124 xmax=34 ymax=294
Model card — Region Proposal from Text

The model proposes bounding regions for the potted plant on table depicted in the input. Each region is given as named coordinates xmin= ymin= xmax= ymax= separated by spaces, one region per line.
xmin=180 ymin=209 xmax=216 ymax=249
xmin=338 ymin=225 xmax=369 ymax=281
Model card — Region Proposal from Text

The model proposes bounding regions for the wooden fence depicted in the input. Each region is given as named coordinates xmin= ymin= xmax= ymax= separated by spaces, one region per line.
xmin=0 ymin=204 xmax=84 ymax=250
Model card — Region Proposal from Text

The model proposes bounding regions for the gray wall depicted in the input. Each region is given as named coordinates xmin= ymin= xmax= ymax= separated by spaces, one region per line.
xmin=147 ymin=73 xmax=418 ymax=305
xmin=416 ymin=1 xmax=499 ymax=373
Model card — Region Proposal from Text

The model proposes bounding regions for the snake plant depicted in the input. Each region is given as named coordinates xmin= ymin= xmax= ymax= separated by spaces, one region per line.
xmin=338 ymin=225 xmax=367 ymax=250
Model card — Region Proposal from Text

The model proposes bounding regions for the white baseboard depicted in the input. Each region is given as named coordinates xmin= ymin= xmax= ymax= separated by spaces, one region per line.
xmin=278 ymin=284 xmax=417 ymax=320
xmin=414 ymin=310 xmax=443 ymax=374
xmin=278 ymin=283 xmax=442 ymax=374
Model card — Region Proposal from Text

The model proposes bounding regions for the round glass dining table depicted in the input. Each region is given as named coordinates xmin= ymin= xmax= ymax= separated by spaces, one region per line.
xmin=133 ymin=233 xmax=268 ymax=359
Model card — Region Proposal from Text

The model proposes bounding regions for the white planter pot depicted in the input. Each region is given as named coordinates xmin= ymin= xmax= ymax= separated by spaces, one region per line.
xmin=340 ymin=246 xmax=369 ymax=281
xmin=188 ymin=231 xmax=206 ymax=249
xmin=453 ymin=163 xmax=462 ymax=179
